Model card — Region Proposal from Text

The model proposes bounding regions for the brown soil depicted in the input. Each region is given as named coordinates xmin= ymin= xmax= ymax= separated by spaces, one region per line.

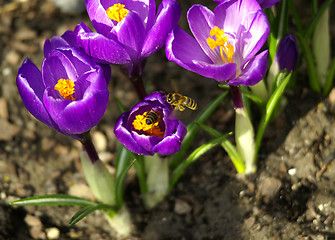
xmin=1 ymin=0 xmax=335 ymax=239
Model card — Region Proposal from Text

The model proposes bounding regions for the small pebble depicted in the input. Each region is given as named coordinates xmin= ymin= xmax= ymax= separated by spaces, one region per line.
xmin=288 ymin=168 xmax=297 ymax=176
xmin=174 ymin=199 xmax=192 ymax=215
xmin=68 ymin=183 xmax=93 ymax=199
xmin=258 ymin=177 xmax=282 ymax=203
xmin=0 ymin=97 xmax=9 ymax=119
xmin=92 ymin=131 xmax=108 ymax=152
xmin=46 ymin=227 xmax=60 ymax=239
xmin=0 ymin=118 xmax=20 ymax=141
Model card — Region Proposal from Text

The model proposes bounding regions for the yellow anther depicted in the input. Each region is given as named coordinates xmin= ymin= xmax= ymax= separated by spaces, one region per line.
xmin=132 ymin=111 xmax=164 ymax=138
xmin=106 ymin=3 xmax=129 ymax=22
xmin=207 ymin=26 xmax=234 ymax=63
xmin=54 ymin=79 xmax=75 ymax=101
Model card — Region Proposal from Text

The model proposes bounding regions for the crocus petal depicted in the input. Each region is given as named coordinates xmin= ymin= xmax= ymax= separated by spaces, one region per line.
xmin=214 ymin=0 xmax=261 ymax=34
xmin=42 ymin=50 xmax=78 ymax=88
xmin=152 ymin=121 xmax=187 ymax=155
xmin=187 ymin=5 xmax=217 ymax=62
xmin=44 ymin=88 xmax=109 ymax=134
xmin=44 ymin=37 xmax=68 ymax=57
xmin=141 ymin=0 xmax=181 ymax=58
xmin=75 ymin=22 xmax=130 ymax=64
xmin=166 ymin=27 xmax=237 ymax=81
xmin=112 ymin=11 xmax=146 ymax=61
xmin=257 ymin=0 xmax=281 ymax=8
xmin=236 ymin=10 xmax=270 ymax=67
xmin=227 ymin=50 xmax=268 ymax=86
xmin=85 ymin=0 xmax=115 ymax=36
xmin=166 ymin=27 xmax=212 ymax=72
xmin=17 ymin=58 xmax=57 ymax=130
xmin=192 ymin=60 xmax=237 ymax=82
xmin=114 ymin=112 xmax=151 ymax=155
xmin=132 ymin=131 xmax=162 ymax=153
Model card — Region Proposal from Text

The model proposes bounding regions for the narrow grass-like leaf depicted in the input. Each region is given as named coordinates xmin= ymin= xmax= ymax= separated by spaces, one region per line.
xmin=255 ymin=72 xmax=292 ymax=159
xmin=169 ymin=91 xmax=228 ymax=169
xmin=297 ymin=33 xmax=320 ymax=93
xmin=69 ymin=204 xmax=116 ymax=225
xmin=196 ymin=122 xmax=245 ymax=173
xmin=304 ymin=0 xmax=333 ymax=39
xmin=240 ymin=87 xmax=265 ymax=108
xmin=116 ymin=145 xmax=132 ymax=179
xmin=170 ymin=134 xmax=231 ymax=189
xmin=132 ymin=154 xmax=148 ymax=194
xmin=323 ymin=57 xmax=335 ymax=96
xmin=288 ymin=0 xmax=304 ymax=35
xmin=11 ymin=195 xmax=95 ymax=207
xmin=115 ymin=97 xmax=127 ymax=114
xmin=115 ymin=159 xmax=136 ymax=208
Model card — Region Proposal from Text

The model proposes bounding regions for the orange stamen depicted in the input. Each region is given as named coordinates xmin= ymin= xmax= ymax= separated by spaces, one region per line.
xmin=54 ymin=79 xmax=75 ymax=101
xmin=106 ymin=3 xmax=129 ymax=22
xmin=207 ymin=26 xmax=234 ymax=63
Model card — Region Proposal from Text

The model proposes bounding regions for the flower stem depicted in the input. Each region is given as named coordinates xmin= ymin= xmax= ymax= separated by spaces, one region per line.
xmin=80 ymin=132 xmax=99 ymax=163
xmin=230 ymin=85 xmax=244 ymax=109
xmin=131 ymin=74 xmax=147 ymax=100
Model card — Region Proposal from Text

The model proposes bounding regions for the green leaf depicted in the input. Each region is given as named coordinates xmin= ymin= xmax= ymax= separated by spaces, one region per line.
xmin=11 ymin=195 xmax=96 ymax=207
xmin=69 ymin=204 xmax=116 ymax=225
xmin=170 ymin=134 xmax=231 ymax=189
xmin=303 ymin=0 xmax=333 ymax=39
xmin=132 ymin=154 xmax=148 ymax=194
xmin=323 ymin=57 xmax=335 ymax=96
xmin=115 ymin=97 xmax=127 ymax=114
xmin=288 ymin=0 xmax=304 ymax=35
xmin=115 ymin=145 xmax=132 ymax=179
xmin=255 ymin=72 xmax=292 ymax=159
xmin=169 ymin=91 xmax=228 ymax=169
xmin=115 ymin=159 xmax=136 ymax=208
xmin=196 ymin=122 xmax=245 ymax=173
xmin=297 ymin=33 xmax=320 ymax=93
xmin=240 ymin=87 xmax=265 ymax=108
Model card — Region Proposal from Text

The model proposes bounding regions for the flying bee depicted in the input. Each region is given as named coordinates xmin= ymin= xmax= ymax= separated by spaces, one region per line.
xmin=166 ymin=93 xmax=198 ymax=111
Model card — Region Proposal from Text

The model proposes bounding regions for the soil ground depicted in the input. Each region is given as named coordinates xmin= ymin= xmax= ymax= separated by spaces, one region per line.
xmin=1 ymin=0 xmax=335 ymax=239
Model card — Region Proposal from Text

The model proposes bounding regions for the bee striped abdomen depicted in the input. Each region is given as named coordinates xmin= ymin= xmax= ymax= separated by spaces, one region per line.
xmin=145 ymin=111 xmax=160 ymax=125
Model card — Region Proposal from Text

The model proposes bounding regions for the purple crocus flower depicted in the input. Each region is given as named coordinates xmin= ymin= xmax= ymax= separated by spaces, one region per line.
xmin=213 ymin=0 xmax=281 ymax=9
xmin=17 ymin=32 xmax=111 ymax=139
xmin=276 ymin=34 xmax=299 ymax=72
xmin=75 ymin=0 xmax=181 ymax=78
xmin=166 ymin=0 xmax=270 ymax=86
xmin=114 ymin=92 xmax=187 ymax=155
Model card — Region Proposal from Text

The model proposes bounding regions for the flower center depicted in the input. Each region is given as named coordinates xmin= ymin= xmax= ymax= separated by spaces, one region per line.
xmin=54 ymin=79 xmax=75 ymax=101
xmin=106 ymin=3 xmax=129 ymax=22
xmin=207 ymin=26 xmax=234 ymax=64
xmin=132 ymin=111 xmax=164 ymax=138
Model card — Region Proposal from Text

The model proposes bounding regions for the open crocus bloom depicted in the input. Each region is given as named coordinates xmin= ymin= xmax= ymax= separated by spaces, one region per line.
xmin=17 ymin=33 xmax=111 ymax=139
xmin=114 ymin=92 xmax=187 ymax=155
xmin=75 ymin=0 xmax=180 ymax=78
xmin=166 ymin=0 xmax=270 ymax=86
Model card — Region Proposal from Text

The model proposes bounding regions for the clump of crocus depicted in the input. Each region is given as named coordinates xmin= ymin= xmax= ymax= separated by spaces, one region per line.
xmin=114 ymin=92 xmax=187 ymax=156
xmin=75 ymin=0 xmax=181 ymax=79
xmin=17 ymin=32 xmax=111 ymax=140
xmin=166 ymin=0 xmax=271 ymax=174
xmin=166 ymin=0 xmax=269 ymax=86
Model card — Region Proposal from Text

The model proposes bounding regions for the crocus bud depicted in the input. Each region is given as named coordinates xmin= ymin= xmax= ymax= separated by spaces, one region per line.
xmin=276 ymin=34 xmax=299 ymax=73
